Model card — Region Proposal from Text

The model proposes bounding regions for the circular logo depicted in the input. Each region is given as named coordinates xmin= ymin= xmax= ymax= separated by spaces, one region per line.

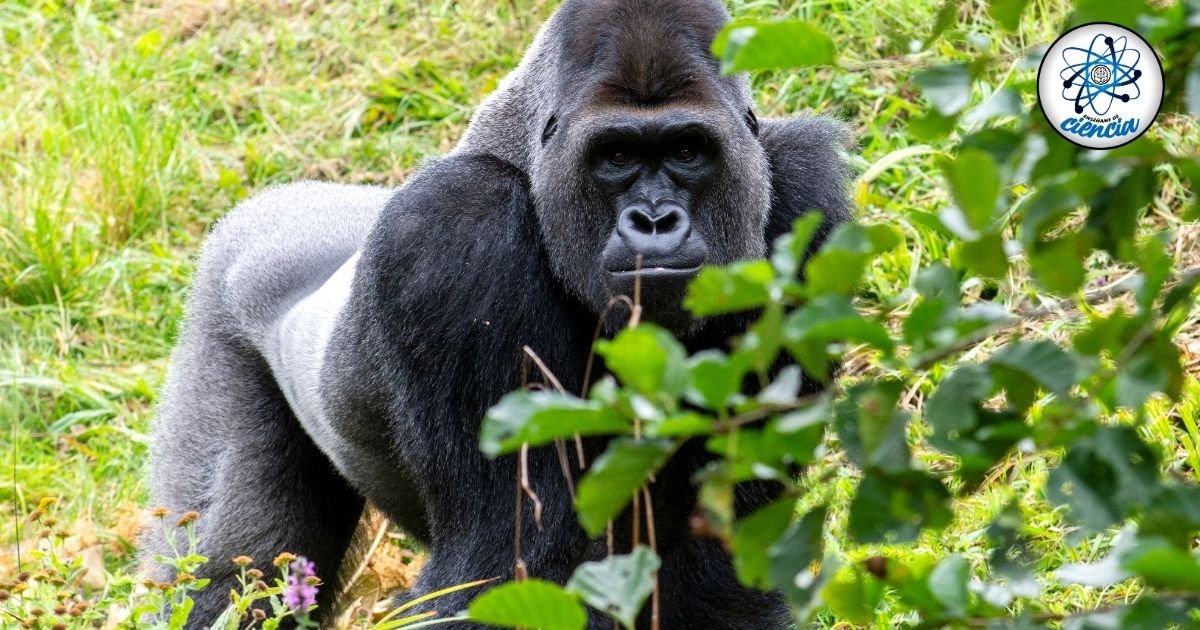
xmin=1037 ymin=22 xmax=1163 ymax=150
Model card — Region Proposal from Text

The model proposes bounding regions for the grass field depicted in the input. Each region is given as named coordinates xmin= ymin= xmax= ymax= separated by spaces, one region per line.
xmin=2 ymin=0 xmax=1197 ymax=626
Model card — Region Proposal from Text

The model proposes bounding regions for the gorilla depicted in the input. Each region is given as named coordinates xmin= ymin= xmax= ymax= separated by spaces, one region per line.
xmin=143 ymin=0 xmax=851 ymax=627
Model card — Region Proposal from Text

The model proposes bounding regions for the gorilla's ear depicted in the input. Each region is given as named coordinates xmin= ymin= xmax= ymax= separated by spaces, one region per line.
xmin=542 ymin=115 xmax=559 ymax=145
xmin=744 ymin=108 xmax=760 ymax=137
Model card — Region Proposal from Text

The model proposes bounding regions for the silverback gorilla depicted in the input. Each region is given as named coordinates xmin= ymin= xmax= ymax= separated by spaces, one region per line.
xmin=143 ymin=0 xmax=852 ymax=627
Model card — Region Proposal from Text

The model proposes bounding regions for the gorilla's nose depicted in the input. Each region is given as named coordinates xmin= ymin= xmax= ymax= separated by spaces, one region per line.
xmin=617 ymin=202 xmax=691 ymax=257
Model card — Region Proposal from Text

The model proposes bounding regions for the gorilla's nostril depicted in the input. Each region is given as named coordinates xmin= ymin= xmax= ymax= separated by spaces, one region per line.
xmin=630 ymin=210 xmax=656 ymax=234
xmin=655 ymin=210 xmax=680 ymax=234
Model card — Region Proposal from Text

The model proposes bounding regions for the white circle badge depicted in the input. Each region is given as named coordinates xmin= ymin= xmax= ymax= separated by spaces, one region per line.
xmin=1037 ymin=22 xmax=1163 ymax=150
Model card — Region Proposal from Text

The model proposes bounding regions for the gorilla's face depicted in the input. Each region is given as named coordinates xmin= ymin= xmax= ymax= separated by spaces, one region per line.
xmin=533 ymin=99 xmax=770 ymax=336
xmin=553 ymin=107 xmax=766 ymax=332
xmin=526 ymin=0 xmax=771 ymax=335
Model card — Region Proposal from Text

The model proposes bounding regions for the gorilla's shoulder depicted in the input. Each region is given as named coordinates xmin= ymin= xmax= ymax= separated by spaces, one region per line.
xmin=759 ymin=115 xmax=857 ymax=238
xmin=407 ymin=153 xmax=530 ymax=194
xmin=382 ymin=153 xmax=533 ymax=225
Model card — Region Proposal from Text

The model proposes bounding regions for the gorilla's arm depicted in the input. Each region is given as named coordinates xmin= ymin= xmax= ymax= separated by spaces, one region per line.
xmin=321 ymin=154 xmax=598 ymax=605
xmin=759 ymin=116 xmax=855 ymax=249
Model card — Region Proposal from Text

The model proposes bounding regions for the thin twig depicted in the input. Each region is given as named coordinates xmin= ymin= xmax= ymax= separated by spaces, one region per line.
xmin=519 ymin=443 xmax=543 ymax=531
xmin=522 ymin=346 xmax=566 ymax=394
xmin=578 ymin=295 xmax=638 ymax=469
xmin=512 ymin=454 xmax=528 ymax=581
xmin=642 ymin=486 xmax=660 ymax=630
xmin=340 ymin=514 xmax=391 ymax=598
xmin=522 ymin=346 xmax=576 ymax=499
xmin=629 ymin=255 xmax=644 ymax=328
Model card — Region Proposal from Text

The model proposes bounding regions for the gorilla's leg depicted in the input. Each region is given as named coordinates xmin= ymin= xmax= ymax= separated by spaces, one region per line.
xmin=144 ymin=323 xmax=364 ymax=627
xmin=145 ymin=182 xmax=392 ymax=627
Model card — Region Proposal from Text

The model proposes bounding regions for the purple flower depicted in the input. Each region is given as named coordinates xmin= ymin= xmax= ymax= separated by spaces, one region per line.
xmin=283 ymin=557 xmax=319 ymax=613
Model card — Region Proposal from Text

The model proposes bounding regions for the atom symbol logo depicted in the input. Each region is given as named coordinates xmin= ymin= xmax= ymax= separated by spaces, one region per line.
xmin=1060 ymin=33 xmax=1142 ymax=116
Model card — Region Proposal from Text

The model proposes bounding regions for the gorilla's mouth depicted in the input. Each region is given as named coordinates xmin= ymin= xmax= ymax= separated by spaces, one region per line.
xmin=605 ymin=266 xmax=701 ymax=279
xmin=602 ymin=266 xmax=701 ymax=332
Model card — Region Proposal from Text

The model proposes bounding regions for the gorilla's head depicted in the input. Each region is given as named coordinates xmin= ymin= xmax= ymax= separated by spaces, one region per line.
xmin=526 ymin=0 xmax=771 ymax=334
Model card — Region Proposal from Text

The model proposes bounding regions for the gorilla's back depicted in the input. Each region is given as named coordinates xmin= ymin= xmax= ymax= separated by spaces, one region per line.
xmin=200 ymin=182 xmax=394 ymax=348
xmin=161 ymin=182 xmax=396 ymax=475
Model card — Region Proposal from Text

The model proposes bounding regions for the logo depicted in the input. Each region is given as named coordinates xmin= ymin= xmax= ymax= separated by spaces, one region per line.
xmin=1037 ymin=22 xmax=1163 ymax=150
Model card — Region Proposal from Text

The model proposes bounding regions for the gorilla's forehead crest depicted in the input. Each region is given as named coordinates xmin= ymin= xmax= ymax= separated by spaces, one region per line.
xmin=555 ymin=0 xmax=731 ymax=106
xmin=455 ymin=0 xmax=752 ymax=175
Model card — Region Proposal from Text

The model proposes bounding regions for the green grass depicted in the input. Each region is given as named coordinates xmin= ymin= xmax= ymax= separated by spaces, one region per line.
xmin=1 ymin=0 xmax=1196 ymax=626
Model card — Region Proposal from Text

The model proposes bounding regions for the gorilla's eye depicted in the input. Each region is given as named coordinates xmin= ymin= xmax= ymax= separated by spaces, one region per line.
xmin=674 ymin=143 xmax=698 ymax=162
xmin=607 ymin=148 xmax=632 ymax=165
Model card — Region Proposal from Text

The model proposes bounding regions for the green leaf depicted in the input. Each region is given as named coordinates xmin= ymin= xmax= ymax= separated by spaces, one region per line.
xmin=955 ymin=233 xmax=1009 ymax=279
xmin=1055 ymin=530 xmax=1135 ymax=587
xmin=926 ymin=364 xmax=993 ymax=436
xmin=803 ymin=223 xmax=901 ymax=296
xmin=822 ymin=566 xmax=884 ymax=625
xmin=567 ymin=546 xmax=660 ymax=629
xmin=987 ymin=341 xmax=1078 ymax=398
xmin=708 ymin=416 xmax=825 ymax=480
xmin=168 ymin=596 xmax=194 ymax=630
xmin=985 ymin=502 xmax=1040 ymax=597
xmin=1029 ymin=234 xmax=1089 ymax=294
xmin=1186 ymin=54 xmax=1200 ymax=119
xmin=848 ymin=469 xmax=953 ymax=543
xmin=1046 ymin=427 xmax=1160 ymax=533
xmin=575 ymin=439 xmax=674 ymax=536
xmin=596 ymin=325 xmax=688 ymax=400
xmin=928 ymin=555 xmax=970 ymax=618
xmin=1120 ymin=539 xmax=1200 ymax=591
xmin=926 ymin=357 xmax=1035 ymax=489
xmin=943 ymin=149 xmax=1001 ymax=231
xmin=988 ymin=0 xmax=1030 ymax=30
xmin=1070 ymin=0 xmax=1150 ymax=28
xmin=909 ymin=110 xmax=959 ymax=141
xmin=468 ymin=580 xmax=586 ymax=630
xmin=785 ymin=295 xmax=895 ymax=354
xmin=926 ymin=0 xmax=958 ymax=47
xmin=1113 ymin=332 xmax=1184 ymax=409
xmin=686 ymin=350 xmax=749 ymax=411
xmin=768 ymin=507 xmax=828 ymax=610
xmin=1139 ymin=485 xmax=1200 ymax=548
xmin=1119 ymin=596 xmax=1200 ymax=628
xmin=915 ymin=63 xmax=973 ymax=116
xmin=711 ymin=20 xmax=835 ymax=74
xmin=1087 ymin=166 xmax=1155 ymax=261
xmin=480 ymin=391 xmax=627 ymax=457
xmin=732 ymin=499 xmax=796 ymax=589
xmin=835 ymin=382 xmax=910 ymax=473
xmin=771 ymin=213 xmax=825 ymax=277
xmin=684 ymin=260 xmax=774 ymax=316
xmin=646 ymin=412 xmax=713 ymax=438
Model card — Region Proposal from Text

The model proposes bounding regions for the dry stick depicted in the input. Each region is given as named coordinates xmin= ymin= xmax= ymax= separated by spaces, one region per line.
xmin=630 ymin=255 xmax=644 ymax=327
xmin=512 ymin=356 xmax=533 ymax=580
xmin=523 ymin=346 xmax=577 ymax=500
xmin=340 ymin=515 xmax=392 ymax=599
xmin=512 ymin=460 xmax=528 ymax=581
xmin=578 ymin=294 xmax=638 ymax=468
xmin=519 ymin=442 xmax=544 ymax=531
xmin=641 ymin=486 xmax=661 ymax=630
